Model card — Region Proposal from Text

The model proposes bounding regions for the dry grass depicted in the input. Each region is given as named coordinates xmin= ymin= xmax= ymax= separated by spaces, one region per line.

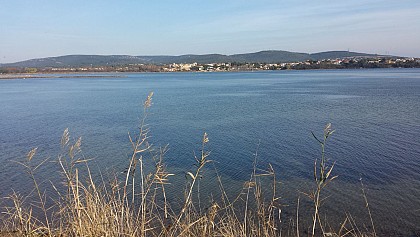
xmin=0 ymin=92 xmax=375 ymax=237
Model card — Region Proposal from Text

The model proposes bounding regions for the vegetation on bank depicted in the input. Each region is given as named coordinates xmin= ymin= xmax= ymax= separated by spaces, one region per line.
xmin=0 ymin=92 xmax=376 ymax=236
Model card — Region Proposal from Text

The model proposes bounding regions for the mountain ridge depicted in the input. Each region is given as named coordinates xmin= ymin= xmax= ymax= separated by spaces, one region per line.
xmin=1 ymin=50 xmax=386 ymax=68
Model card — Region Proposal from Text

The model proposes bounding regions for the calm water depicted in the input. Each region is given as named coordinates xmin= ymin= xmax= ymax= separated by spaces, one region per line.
xmin=1 ymin=69 xmax=419 ymax=235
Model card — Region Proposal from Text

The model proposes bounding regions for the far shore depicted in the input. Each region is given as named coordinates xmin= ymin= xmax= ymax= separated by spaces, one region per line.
xmin=1 ymin=67 xmax=418 ymax=80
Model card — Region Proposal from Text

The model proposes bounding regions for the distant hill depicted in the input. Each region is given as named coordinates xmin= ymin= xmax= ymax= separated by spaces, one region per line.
xmin=1 ymin=50 xmax=385 ymax=68
xmin=310 ymin=51 xmax=381 ymax=60
xmin=2 ymin=55 xmax=150 ymax=68
xmin=231 ymin=50 xmax=311 ymax=63
xmin=140 ymin=54 xmax=231 ymax=64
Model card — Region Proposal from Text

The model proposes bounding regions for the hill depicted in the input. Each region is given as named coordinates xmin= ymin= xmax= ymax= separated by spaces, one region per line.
xmin=310 ymin=51 xmax=381 ymax=60
xmin=1 ymin=50 xmax=385 ymax=68
xmin=2 ymin=55 xmax=150 ymax=68
xmin=230 ymin=50 xmax=311 ymax=63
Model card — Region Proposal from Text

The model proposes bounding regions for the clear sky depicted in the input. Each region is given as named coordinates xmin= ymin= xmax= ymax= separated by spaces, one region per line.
xmin=1 ymin=0 xmax=420 ymax=63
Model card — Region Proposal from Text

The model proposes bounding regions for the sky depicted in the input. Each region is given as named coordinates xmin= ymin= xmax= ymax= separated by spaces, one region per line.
xmin=1 ymin=0 xmax=420 ymax=63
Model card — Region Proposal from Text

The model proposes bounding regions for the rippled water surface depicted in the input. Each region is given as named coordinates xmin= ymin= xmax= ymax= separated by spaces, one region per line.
xmin=1 ymin=69 xmax=419 ymax=235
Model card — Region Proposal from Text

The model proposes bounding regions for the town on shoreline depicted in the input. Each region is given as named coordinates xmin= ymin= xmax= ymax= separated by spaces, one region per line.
xmin=1 ymin=56 xmax=419 ymax=75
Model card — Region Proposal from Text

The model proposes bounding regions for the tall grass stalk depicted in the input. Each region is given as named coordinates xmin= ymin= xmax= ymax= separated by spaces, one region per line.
xmin=360 ymin=178 xmax=377 ymax=237
xmin=310 ymin=123 xmax=337 ymax=236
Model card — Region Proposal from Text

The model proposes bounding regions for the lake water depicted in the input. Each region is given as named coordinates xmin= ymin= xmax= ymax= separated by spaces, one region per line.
xmin=1 ymin=69 xmax=419 ymax=235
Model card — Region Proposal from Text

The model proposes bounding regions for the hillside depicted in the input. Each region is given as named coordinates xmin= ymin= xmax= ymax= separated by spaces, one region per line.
xmin=1 ymin=50 xmax=385 ymax=68
xmin=231 ymin=50 xmax=311 ymax=63
xmin=2 ymin=55 xmax=150 ymax=68
xmin=310 ymin=51 xmax=381 ymax=60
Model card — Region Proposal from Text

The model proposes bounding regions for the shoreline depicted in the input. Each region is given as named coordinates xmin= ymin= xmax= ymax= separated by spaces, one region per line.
xmin=0 ymin=67 xmax=417 ymax=80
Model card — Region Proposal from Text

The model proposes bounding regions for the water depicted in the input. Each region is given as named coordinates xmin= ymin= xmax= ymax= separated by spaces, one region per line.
xmin=1 ymin=69 xmax=419 ymax=235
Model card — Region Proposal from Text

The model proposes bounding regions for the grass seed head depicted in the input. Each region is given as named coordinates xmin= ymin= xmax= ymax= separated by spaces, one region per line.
xmin=26 ymin=148 xmax=37 ymax=161
xmin=203 ymin=132 xmax=209 ymax=144
xmin=144 ymin=91 xmax=154 ymax=108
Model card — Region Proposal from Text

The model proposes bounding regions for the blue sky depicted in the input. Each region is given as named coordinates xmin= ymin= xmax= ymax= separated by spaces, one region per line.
xmin=1 ymin=0 xmax=420 ymax=63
